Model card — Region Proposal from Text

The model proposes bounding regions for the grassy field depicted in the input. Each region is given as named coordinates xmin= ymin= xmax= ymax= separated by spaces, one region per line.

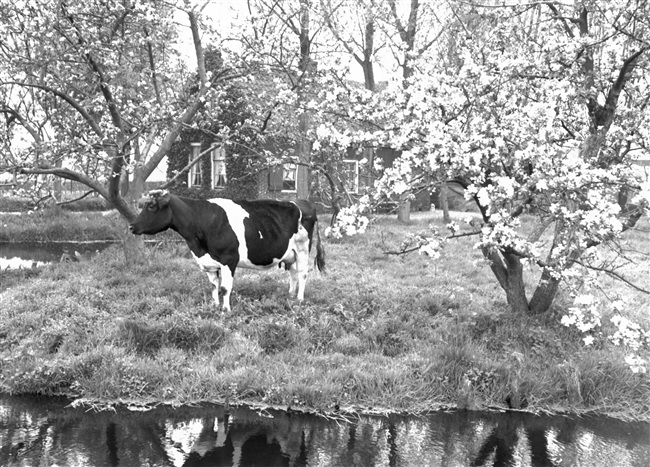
xmin=0 ymin=207 xmax=122 ymax=242
xmin=1 ymin=210 xmax=649 ymax=421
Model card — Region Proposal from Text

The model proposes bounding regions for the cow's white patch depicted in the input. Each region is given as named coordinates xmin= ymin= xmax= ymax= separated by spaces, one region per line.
xmin=192 ymin=252 xmax=224 ymax=308
xmin=208 ymin=198 xmax=252 ymax=265
xmin=208 ymin=198 xmax=302 ymax=270
xmin=192 ymin=252 xmax=221 ymax=272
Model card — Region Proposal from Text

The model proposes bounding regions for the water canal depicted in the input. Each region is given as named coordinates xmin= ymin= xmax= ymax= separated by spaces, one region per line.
xmin=0 ymin=241 xmax=117 ymax=270
xmin=1 ymin=394 xmax=648 ymax=466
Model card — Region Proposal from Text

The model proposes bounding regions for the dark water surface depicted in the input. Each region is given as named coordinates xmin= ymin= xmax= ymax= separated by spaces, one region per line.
xmin=1 ymin=394 xmax=649 ymax=466
xmin=0 ymin=241 xmax=117 ymax=270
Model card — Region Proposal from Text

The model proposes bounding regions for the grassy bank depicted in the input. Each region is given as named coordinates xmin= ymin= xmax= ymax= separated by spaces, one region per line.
xmin=1 ymin=212 xmax=649 ymax=421
xmin=0 ymin=208 xmax=122 ymax=242
xmin=0 ymin=195 xmax=109 ymax=213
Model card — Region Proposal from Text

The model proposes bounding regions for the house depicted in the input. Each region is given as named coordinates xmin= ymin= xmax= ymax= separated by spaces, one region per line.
xmin=166 ymin=138 xmax=431 ymax=212
xmin=164 ymin=65 xmax=430 ymax=211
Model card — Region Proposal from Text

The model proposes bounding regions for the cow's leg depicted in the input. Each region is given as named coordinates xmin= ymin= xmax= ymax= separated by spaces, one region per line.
xmin=205 ymin=270 xmax=221 ymax=308
xmin=220 ymin=266 xmax=235 ymax=312
xmin=288 ymin=255 xmax=299 ymax=297
xmin=294 ymin=227 xmax=310 ymax=301
xmin=295 ymin=255 xmax=309 ymax=301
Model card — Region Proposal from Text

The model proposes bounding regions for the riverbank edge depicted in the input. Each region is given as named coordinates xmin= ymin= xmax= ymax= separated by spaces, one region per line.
xmin=30 ymin=393 xmax=649 ymax=424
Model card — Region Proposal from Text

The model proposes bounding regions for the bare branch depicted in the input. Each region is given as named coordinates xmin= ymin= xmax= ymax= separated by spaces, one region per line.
xmin=1 ymin=82 xmax=104 ymax=136
xmin=0 ymin=106 xmax=42 ymax=143
xmin=160 ymin=144 xmax=219 ymax=190
xmin=188 ymin=11 xmax=208 ymax=85
xmin=546 ymin=2 xmax=575 ymax=38
xmin=143 ymin=27 xmax=163 ymax=106
xmin=575 ymin=260 xmax=650 ymax=294
xmin=55 ymin=190 xmax=97 ymax=206
xmin=19 ymin=166 xmax=109 ymax=200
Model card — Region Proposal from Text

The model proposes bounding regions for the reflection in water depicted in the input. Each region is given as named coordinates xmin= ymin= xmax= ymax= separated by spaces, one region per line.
xmin=1 ymin=394 xmax=649 ymax=466
xmin=0 ymin=241 xmax=116 ymax=270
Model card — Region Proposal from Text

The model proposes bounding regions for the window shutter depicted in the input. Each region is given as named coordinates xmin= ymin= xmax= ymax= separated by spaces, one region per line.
xmin=268 ymin=166 xmax=283 ymax=191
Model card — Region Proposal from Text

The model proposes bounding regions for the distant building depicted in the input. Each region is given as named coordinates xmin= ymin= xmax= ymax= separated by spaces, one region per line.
xmin=166 ymin=138 xmax=431 ymax=212
xmin=165 ymin=64 xmax=430 ymax=210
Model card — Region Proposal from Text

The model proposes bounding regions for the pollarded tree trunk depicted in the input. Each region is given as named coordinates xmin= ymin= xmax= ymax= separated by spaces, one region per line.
xmin=482 ymin=247 xmax=530 ymax=313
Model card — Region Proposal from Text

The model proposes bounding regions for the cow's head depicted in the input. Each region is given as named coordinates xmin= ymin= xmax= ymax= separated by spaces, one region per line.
xmin=129 ymin=189 xmax=173 ymax=235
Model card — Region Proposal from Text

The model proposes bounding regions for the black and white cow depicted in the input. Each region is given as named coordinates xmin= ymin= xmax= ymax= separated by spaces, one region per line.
xmin=129 ymin=190 xmax=325 ymax=312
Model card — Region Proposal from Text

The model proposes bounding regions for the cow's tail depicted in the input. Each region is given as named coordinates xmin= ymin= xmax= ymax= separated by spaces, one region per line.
xmin=313 ymin=219 xmax=326 ymax=272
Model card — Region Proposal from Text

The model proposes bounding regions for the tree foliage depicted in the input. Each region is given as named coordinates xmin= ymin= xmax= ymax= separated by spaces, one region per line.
xmin=0 ymin=0 xmax=233 ymax=222
xmin=316 ymin=1 xmax=650 ymax=316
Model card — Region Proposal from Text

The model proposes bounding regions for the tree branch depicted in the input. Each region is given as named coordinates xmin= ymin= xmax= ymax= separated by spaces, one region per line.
xmin=1 ymin=82 xmax=103 ymax=136
xmin=598 ymin=46 xmax=650 ymax=130
xmin=19 ymin=166 xmax=109 ymax=200
xmin=188 ymin=11 xmax=208 ymax=85
xmin=0 ymin=106 xmax=42 ymax=143
xmin=575 ymin=260 xmax=650 ymax=294
xmin=160 ymin=144 xmax=218 ymax=190
xmin=55 ymin=190 xmax=97 ymax=206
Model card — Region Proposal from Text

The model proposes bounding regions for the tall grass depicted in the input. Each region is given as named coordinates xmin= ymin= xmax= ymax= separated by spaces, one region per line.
xmin=0 ymin=208 xmax=122 ymax=242
xmin=1 ymin=211 xmax=648 ymax=420
xmin=0 ymin=195 xmax=110 ymax=212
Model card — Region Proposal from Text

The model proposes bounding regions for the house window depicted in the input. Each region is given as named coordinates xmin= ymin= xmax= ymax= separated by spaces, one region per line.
xmin=211 ymin=146 xmax=227 ymax=189
xmin=282 ymin=163 xmax=297 ymax=192
xmin=342 ymin=159 xmax=359 ymax=193
xmin=188 ymin=143 xmax=202 ymax=187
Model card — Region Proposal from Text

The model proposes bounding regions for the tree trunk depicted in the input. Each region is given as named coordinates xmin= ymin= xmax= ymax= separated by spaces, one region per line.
xmin=296 ymin=0 xmax=311 ymax=200
xmin=439 ymin=182 xmax=451 ymax=223
xmin=482 ymin=247 xmax=530 ymax=313
xmin=388 ymin=0 xmax=421 ymax=223
xmin=53 ymin=159 xmax=63 ymax=200
xmin=121 ymin=171 xmax=148 ymax=264
xmin=397 ymin=194 xmax=411 ymax=222
xmin=362 ymin=61 xmax=375 ymax=92
xmin=528 ymin=268 xmax=561 ymax=314
xmin=118 ymin=216 xmax=147 ymax=264
xmin=119 ymin=166 xmax=130 ymax=197
xmin=529 ymin=244 xmax=582 ymax=314
xmin=361 ymin=6 xmax=376 ymax=92
xmin=502 ymin=252 xmax=530 ymax=313
xmin=297 ymin=121 xmax=311 ymax=199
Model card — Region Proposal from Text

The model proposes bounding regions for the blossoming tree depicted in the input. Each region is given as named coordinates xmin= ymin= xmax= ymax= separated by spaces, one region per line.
xmin=0 ymin=0 xmax=236 ymax=259
xmin=319 ymin=1 xmax=649 ymax=315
